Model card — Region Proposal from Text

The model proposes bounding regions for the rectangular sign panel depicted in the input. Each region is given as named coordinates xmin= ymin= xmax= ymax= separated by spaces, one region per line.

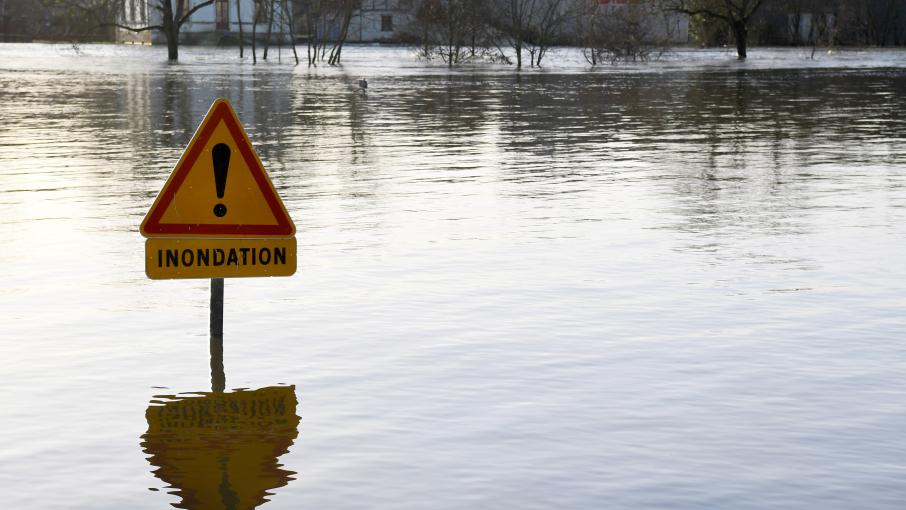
xmin=146 ymin=238 xmax=297 ymax=280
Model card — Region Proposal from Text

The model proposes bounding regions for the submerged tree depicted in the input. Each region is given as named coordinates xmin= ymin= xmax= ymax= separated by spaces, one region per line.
xmin=301 ymin=0 xmax=360 ymax=66
xmin=492 ymin=0 xmax=533 ymax=68
xmin=667 ymin=0 xmax=769 ymax=59
xmin=327 ymin=0 xmax=359 ymax=65
xmin=487 ymin=0 xmax=573 ymax=68
xmin=31 ymin=0 xmax=121 ymax=41
xmin=235 ymin=0 xmax=244 ymax=57
xmin=523 ymin=0 xmax=569 ymax=67
xmin=581 ymin=0 xmax=672 ymax=64
xmin=407 ymin=0 xmax=495 ymax=67
xmin=96 ymin=0 xmax=217 ymax=61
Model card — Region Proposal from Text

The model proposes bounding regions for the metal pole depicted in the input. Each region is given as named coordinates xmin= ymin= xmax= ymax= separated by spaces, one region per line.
xmin=210 ymin=333 xmax=225 ymax=393
xmin=210 ymin=277 xmax=225 ymax=393
xmin=210 ymin=277 xmax=224 ymax=337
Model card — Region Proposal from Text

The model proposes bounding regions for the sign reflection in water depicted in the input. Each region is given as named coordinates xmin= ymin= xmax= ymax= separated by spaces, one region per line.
xmin=140 ymin=339 xmax=300 ymax=510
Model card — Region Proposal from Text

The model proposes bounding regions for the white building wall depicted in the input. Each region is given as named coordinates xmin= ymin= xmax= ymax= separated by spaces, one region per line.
xmin=128 ymin=0 xmax=412 ymax=45
xmin=117 ymin=0 xmax=152 ymax=43
xmin=348 ymin=0 xmax=412 ymax=43
xmin=139 ymin=0 xmax=271 ymax=44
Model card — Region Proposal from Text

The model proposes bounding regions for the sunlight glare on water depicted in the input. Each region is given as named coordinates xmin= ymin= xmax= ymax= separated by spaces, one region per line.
xmin=1 ymin=43 xmax=906 ymax=509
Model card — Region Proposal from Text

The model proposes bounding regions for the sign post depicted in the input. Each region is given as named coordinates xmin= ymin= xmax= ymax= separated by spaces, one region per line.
xmin=210 ymin=277 xmax=224 ymax=337
xmin=141 ymin=98 xmax=297 ymax=337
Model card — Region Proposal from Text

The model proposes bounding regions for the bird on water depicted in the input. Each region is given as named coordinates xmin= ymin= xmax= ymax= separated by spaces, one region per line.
xmin=358 ymin=78 xmax=368 ymax=90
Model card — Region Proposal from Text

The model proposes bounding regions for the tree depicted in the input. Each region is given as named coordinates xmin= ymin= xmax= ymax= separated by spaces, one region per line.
xmin=73 ymin=0 xmax=216 ymax=61
xmin=582 ymin=1 xmax=671 ymax=64
xmin=262 ymin=0 xmax=275 ymax=59
xmin=34 ymin=0 xmax=122 ymax=41
xmin=300 ymin=0 xmax=361 ymax=66
xmin=235 ymin=0 xmax=244 ymax=57
xmin=523 ymin=0 xmax=569 ymax=67
xmin=668 ymin=0 xmax=768 ymax=59
xmin=407 ymin=0 xmax=493 ymax=67
xmin=837 ymin=0 xmax=906 ymax=46
xmin=326 ymin=0 xmax=359 ymax=65
xmin=494 ymin=0 xmax=533 ymax=68
xmin=489 ymin=0 xmax=571 ymax=68
xmin=280 ymin=0 xmax=300 ymax=64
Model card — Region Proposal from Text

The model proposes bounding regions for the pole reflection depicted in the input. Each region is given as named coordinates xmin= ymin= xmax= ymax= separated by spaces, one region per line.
xmin=140 ymin=338 xmax=300 ymax=510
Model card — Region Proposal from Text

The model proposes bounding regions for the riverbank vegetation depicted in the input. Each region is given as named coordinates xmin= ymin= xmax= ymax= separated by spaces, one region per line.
xmin=1 ymin=0 xmax=905 ymax=64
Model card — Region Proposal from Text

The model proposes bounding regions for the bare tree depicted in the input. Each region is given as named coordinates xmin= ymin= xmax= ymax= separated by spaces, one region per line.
xmin=667 ymin=0 xmax=768 ymax=59
xmin=408 ymin=0 xmax=493 ymax=66
xmin=263 ymin=0 xmax=275 ymax=59
xmin=251 ymin=0 xmax=262 ymax=63
xmin=524 ymin=0 xmax=569 ymax=67
xmin=582 ymin=1 xmax=671 ymax=64
xmin=236 ymin=0 xmax=244 ymax=57
xmin=488 ymin=0 xmax=572 ymax=68
xmin=327 ymin=0 xmax=359 ymax=65
xmin=300 ymin=0 xmax=360 ymax=66
xmin=48 ymin=0 xmax=215 ymax=60
xmin=769 ymin=0 xmax=906 ymax=48
xmin=841 ymin=0 xmax=905 ymax=46
xmin=30 ymin=0 xmax=121 ymax=41
xmin=494 ymin=0 xmax=533 ymax=68
xmin=103 ymin=0 xmax=216 ymax=61
xmin=280 ymin=0 xmax=300 ymax=64
xmin=304 ymin=0 xmax=322 ymax=65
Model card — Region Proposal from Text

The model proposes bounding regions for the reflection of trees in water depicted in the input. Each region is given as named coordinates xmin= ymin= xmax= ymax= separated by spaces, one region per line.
xmin=669 ymin=71 xmax=809 ymax=237
xmin=495 ymin=74 xmax=681 ymax=186
xmin=288 ymin=74 xmax=385 ymax=205
xmin=671 ymin=69 xmax=906 ymax=237
xmin=379 ymin=76 xmax=497 ymax=140
xmin=69 ymin=62 xmax=906 ymax=236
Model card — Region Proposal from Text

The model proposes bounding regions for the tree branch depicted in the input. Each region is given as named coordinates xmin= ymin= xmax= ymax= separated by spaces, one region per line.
xmin=96 ymin=22 xmax=163 ymax=33
xmin=745 ymin=0 xmax=767 ymax=22
xmin=671 ymin=6 xmax=732 ymax=23
xmin=177 ymin=0 xmax=216 ymax=27
xmin=667 ymin=1 xmax=733 ymax=23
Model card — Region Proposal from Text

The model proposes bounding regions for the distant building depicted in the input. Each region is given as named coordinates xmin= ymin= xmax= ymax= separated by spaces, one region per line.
xmin=118 ymin=0 xmax=152 ymax=44
xmin=116 ymin=0 xmax=412 ymax=45
xmin=346 ymin=0 xmax=413 ymax=43
xmin=117 ymin=1 xmax=281 ymax=45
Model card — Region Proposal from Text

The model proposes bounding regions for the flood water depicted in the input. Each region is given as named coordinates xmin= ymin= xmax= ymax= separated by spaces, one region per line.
xmin=1 ymin=43 xmax=906 ymax=509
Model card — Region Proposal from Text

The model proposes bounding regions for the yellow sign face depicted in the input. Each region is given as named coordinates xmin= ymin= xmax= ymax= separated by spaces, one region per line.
xmin=146 ymin=238 xmax=297 ymax=279
xmin=141 ymin=98 xmax=295 ymax=238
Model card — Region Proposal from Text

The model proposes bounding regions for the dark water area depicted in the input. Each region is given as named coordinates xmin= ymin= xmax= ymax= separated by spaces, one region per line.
xmin=1 ymin=44 xmax=905 ymax=509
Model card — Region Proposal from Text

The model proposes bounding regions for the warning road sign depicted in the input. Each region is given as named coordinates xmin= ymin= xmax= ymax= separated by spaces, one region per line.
xmin=141 ymin=98 xmax=295 ymax=238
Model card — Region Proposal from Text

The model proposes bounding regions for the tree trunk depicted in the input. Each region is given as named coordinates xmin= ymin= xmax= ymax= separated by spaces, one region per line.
xmin=263 ymin=0 xmax=276 ymax=60
xmin=733 ymin=20 xmax=748 ymax=59
xmin=166 ymin=30 xmax=179 ymax=60
xmin=282 ymin=0 xmax=299 ymax=65
xmin=515 ymin=41 xmax=522 ymax=68
xmin=251 ymin=2 xmax=258 ymax=63
xmin=161 ymin=1 xmax=179 ymax=61
xmin=328 ymin=6 xmax=353 ymax=65
xmin=236 ymin=0 xmax=244 ymax=58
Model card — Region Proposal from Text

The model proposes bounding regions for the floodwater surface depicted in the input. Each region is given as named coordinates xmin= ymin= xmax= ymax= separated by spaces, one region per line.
xmin=1 ymin=44 xmax=906 ymax=509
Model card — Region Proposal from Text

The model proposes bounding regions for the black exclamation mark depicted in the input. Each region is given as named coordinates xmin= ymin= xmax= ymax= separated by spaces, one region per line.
xmin=212 ymin=143 xmax=230 ymax=218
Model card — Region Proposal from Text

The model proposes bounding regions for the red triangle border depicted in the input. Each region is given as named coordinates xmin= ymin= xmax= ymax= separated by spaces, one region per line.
xmin=141 ymin=100 xmax=295 ymax=238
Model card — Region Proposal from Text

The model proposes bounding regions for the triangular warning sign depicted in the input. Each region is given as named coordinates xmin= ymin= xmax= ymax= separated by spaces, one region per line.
xmin=141 ymin=98 xmax=295 ymax=238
